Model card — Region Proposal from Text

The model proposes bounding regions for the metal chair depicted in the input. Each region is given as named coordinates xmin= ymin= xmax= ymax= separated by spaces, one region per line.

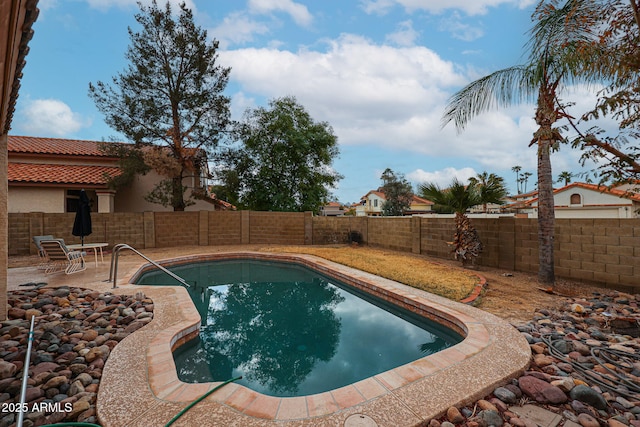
xmin=32 ymin=235 xmax=54 ymax=270
xmin=39 ymin=240 xmax=87 ymax=274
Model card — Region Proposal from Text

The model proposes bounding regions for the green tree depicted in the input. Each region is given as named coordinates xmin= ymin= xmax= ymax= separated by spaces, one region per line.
xmin=379 ymin=168 xmax=413 ymax=216
xmin=89 ymin=1 xmax=231 ymax=211
xmin=557 ymin=171 xmax=573 ymax=186
xmin=537 ymin=0 xmax=640 ymax=186
xmin=468 ymin=171 xmax=508 ymax=213
xmin=520 ymin=171 xmax=534 ymax=194
xmin=511 ymin=165 xmax=522 ymax=194
xmin=441 ymin=0 xmax=596 ymax=285
xmin=418 ymin=179 xmax=483 ymax=266
xmin=217 ymin=96 xmax=342 ymax=212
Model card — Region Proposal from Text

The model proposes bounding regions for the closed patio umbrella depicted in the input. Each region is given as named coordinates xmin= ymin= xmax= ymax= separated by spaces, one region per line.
xmin=72 ymin=189 xmax=92 ymax=246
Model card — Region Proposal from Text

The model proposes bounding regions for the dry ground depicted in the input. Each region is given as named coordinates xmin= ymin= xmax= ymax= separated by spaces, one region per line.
xmin=9 ymin=245 xmax=610 ymax=325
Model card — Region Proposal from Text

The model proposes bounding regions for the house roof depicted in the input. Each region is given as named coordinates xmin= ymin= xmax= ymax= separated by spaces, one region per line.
xmin=8 ymin=163 xmax=121 ymax=186
xmin=508 ymin=182 xmax=640 ymax=208
xmin=8 ymin=135 xmax=117 ymax=157
xmin=1 ymin=2 xmax=39 ymax=134
xmin=360 ymin=190 xmax=434 ymax=206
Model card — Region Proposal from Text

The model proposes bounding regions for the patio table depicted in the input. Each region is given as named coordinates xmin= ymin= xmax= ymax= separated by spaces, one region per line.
xmin=67 ymin=243 xmax=108 ymax=267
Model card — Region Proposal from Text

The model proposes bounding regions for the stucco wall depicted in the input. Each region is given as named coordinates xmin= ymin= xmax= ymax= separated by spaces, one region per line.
xmin=9 ymin=187 xmax=64 ymax=213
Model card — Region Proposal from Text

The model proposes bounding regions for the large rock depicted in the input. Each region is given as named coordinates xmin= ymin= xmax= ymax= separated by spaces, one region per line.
xmin=519 ymin=375 xmax=566 ymax=404
xmin=569 ymin=385 xmax=607 ymax=410
xmin=0 ymin=361 xmax=16 ymax=380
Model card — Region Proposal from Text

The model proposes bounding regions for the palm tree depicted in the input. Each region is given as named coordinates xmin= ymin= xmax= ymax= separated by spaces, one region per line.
xmin=512 ymin=165 xmax=522 ymax=194
xmin=419 ymin=179 xmax=483 ymax=266
xmin=442 ymin=1 xmax=598 ymax=286
xmin=557 ymin=171 xmax=573 ymax=186
xmin=521 ymin=171 xmax=533 ymax=193
xmin=468 ymin=171 xmax=509 ymax=213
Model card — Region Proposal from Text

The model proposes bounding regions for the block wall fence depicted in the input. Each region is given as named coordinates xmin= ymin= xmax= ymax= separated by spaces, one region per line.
xmin=9 ymin=211 xmax=640 ymax=292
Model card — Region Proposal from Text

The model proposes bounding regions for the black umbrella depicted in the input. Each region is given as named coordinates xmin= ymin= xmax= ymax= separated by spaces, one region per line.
xmin=72 ymin=189 xmax=92 ymax=246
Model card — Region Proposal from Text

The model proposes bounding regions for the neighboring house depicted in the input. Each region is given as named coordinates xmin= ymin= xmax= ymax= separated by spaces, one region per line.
xmin=469 ymin=196 xmax=516 ymax=214
xmin=515 ymin=182 xmax=639 ymax=218
xmin=320 ymin=202 xmax=345 ymax=216
xmin=7 ymin=135 xmax=232 ymax=213
xmin=355 ymin=190 xmax=433 ymax=216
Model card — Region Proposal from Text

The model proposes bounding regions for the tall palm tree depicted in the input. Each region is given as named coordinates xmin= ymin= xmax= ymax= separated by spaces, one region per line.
xmin=468 ymin=171 xmax=509 ymax=213
xmin=511 ymin=165 xmax=522 ymax=194
xmin=557 ymin=171 xmax=573 ymax=186
xmin=419 ymin=179 xmax=483 ymax=266
xmin=521 ymin=171 xmax=534 ymax=193
xmin=442 ymin=1 xmax=599 ymax=286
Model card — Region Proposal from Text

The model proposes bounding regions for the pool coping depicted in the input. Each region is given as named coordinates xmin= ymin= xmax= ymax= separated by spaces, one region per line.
xmin=97 ymin=251 xmax=531 ymax=427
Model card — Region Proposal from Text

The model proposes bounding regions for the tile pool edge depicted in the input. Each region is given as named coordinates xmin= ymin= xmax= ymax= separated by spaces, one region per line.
xmin=101 ymin=251 xmax=531 ymax=427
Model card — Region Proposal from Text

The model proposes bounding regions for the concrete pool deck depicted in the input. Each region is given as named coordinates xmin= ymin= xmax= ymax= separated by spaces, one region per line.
xmin=8 ymin=246 xmax=531 ymax=427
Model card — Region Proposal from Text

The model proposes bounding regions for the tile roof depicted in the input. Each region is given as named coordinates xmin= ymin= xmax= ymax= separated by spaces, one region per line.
xmin=8 ymin=135 xmax=119 ymax=157
xmin=505 ymin=182 xmax=640 ymax=208
xmin=8 ymin=163 xmax=121 ymax=186
xmin=360 ymin=190 xmax=434 ymax=206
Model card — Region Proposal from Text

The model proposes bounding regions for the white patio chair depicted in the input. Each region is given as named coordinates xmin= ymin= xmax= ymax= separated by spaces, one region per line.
xmin=39 ymin=239 xmax=87 ymax=274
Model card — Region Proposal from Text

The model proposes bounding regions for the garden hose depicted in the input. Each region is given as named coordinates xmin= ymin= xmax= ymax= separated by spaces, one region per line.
xmin=164 ymin=376 xmax=243 ymax=427
xmin=541 ymin=333 xmax=640 ymax=401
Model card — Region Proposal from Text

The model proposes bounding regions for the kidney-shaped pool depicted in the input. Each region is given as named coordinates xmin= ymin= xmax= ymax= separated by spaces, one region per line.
xmin=135 ymin=259 xmax=463 ymax=397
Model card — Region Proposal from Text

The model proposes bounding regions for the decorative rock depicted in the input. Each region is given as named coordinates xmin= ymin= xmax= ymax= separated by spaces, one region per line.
xmin=447 ymin=406 xmax=465 ymax=423
xmin=494 ymin=387 xmax=517 ymax=404
xmin=478 ymin=410 xmax=504 ymax=427
xmin=478 ymin=399 xmax=498 ymax=412
xmin=608 ymin=418 xmax=629 ymax=427
xmin=577 ymin=413 xmax=599 ymax=427
xmin=0 ymin=361 xmax=16 ymax=380
xmin=570 ymin=385 xmax=608 ymax=410
xmin=550 ymin=377 xmax=575 ymax=392
xmin=84 ymin=345 xmax=110 ymax=363
xmin=519 ymin=372 xmax=571 ymax=405
xmin=66 ymin=399 xmax=90 ymax=420
xmin=42 ymin=376 xmax=68 ymax=390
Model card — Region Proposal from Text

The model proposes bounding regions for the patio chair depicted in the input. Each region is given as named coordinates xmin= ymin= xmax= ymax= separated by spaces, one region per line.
xmin=32 ymin=235 xmax=54 ymax=270
xmin=39 ymin=239 xmax=87 ymax=274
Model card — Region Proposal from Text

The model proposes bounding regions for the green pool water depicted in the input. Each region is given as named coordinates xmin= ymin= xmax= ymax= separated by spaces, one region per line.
xmin=136 ymin=259 xmax=463 ymax=397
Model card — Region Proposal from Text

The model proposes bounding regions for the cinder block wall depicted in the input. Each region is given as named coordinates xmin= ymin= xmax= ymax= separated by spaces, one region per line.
xmin=312 ymin=216 xmax=367 ymax=244
xmin=247 ymin=211 xmax=307 ymax=245
xmin=8 ymin=212 xmax=639 ymax=291
xmin=155 ymin=212 xmax=200 ymax=248
xmin=367 ymin=217 xmax=413 ymax=252
xmin=208 ymin=211 xmax=242 ymax=245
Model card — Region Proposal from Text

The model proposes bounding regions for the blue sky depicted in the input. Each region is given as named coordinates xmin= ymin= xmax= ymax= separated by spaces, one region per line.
xmin=12 ymin=0 xmax=608 ymax=203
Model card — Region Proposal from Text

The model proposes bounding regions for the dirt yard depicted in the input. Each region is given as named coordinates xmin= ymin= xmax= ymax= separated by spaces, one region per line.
xmin=8 ymin=246 xmax=611 ymax=326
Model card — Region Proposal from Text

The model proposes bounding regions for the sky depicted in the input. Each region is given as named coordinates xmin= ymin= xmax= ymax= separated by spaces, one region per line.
xmin=12 ymin=0 xmax=613 ymax=203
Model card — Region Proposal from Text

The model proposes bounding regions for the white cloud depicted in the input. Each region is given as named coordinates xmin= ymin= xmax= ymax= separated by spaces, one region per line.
xmin=247 ymin=0 xmax=313 ymax=27
xmin=84 ymin=0 xmax=197 ymax=13
xmin=361 ymin=0 xmax=525 ymax=16
xmin=220 ymin=32 xmax=602 ymax=190
xmin=18 ymin=99 xmax=90 ymax=136
xmin=212 ymin=12 xmax=271 ymax=48
xmin=359 ymin=0 xmax=396 ymax=16
xmin=220 ymin=34 xmax=537 ymax=168
xmin=385 ymin=20 xmax=420 ymax=47
xmin=439 ymin=12 xmax=484 ymax=42
xmin=408 ymin=167 xmax=477 ymax=187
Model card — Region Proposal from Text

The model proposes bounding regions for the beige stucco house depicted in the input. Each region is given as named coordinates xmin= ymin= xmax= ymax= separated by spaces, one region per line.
xmin=518 ymin=182 xmax=640 ymax=218
xmin=355 ymin=190 xmax=433 ymax=216
xmin=8 ymin=135 xmax=232 ymax=213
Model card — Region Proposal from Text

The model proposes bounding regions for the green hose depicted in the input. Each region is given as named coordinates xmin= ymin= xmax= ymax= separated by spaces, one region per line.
xmin=164 ymin=376 xmax=242 ymax=427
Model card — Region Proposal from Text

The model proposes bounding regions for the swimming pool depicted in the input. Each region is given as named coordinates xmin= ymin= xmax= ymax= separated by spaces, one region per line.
xmin=99 ymin=251 xmax=531 ymax=426
xmin=136 ymin=259 xmax=463 ymax=397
